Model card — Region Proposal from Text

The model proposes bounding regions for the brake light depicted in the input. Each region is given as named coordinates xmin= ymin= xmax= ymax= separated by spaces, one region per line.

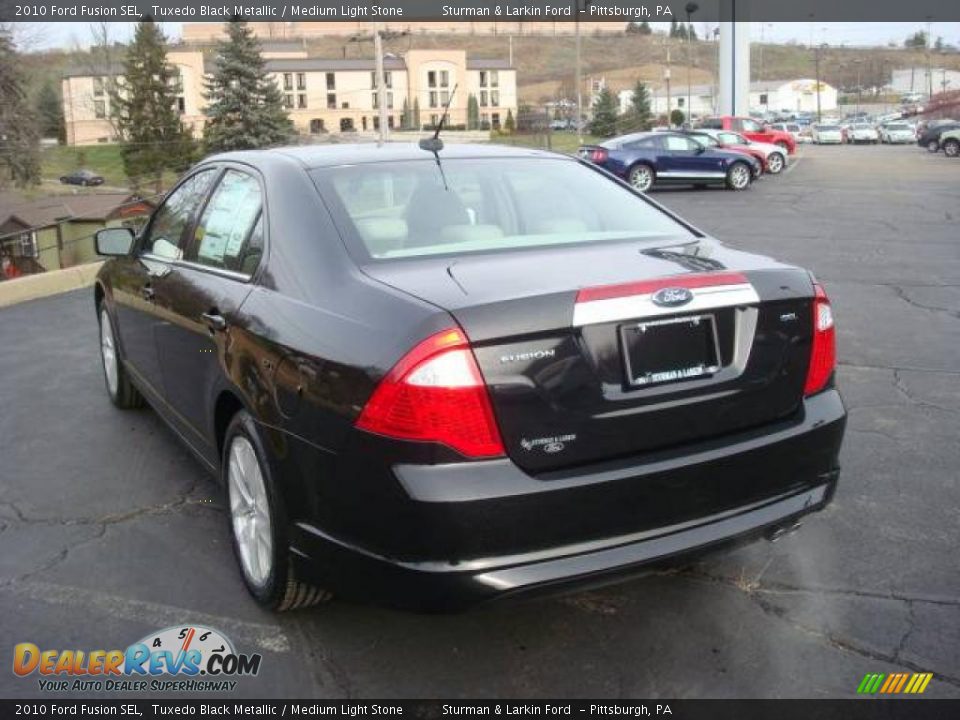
xmin=590 ymin=147 xmax=608 ymax=163
xmin=356 ymin=328 xmax=505 ymax=459
xmin=804 ymin=283 xmax=836 ymax=396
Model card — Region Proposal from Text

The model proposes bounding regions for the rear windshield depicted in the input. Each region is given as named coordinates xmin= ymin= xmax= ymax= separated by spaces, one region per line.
xmin=312 ymin=157 xmax=694 ymax=260
xmin=818 ymin=125 xmax=840 ymax=131
xmin=886 ymin=124 xmax=909 ymax=130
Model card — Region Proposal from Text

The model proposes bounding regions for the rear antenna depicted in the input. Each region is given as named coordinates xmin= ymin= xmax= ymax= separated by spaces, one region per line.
xmin=419 ymin=83 xmax=457 ymax=189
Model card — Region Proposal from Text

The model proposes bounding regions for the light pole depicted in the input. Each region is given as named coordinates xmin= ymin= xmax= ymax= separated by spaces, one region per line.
xmin=575 ymin=19 xmax=582 ymax=143
xmin=814 ymin=43 xmax=827 ymax=123
xmin=685 ymin=2 xmax=698 ymax=127
xmin=374 ymin=22 xmax=388 ymax=143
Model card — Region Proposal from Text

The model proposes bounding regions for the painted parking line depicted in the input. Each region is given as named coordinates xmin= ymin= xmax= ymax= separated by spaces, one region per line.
xmin=3 ymin=579 xmax=291 ymax=653
xmin=783 ymin=156 xmax=803 ymax=175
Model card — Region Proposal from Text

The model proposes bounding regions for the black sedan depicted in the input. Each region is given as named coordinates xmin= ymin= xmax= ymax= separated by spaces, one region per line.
xmin=917 ymin=120 xmax=960 ymax=153
xmin=578 ymin=132 xmax=761 ymax=192
xmin=93 ymin=143 xmax=845 ymax=611
xmin=60 ymin=169 xmax=105 ymax=186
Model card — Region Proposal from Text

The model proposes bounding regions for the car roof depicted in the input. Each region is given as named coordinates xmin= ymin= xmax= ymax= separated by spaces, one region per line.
xmin=206 ymin=143 xmax=562 ymax=170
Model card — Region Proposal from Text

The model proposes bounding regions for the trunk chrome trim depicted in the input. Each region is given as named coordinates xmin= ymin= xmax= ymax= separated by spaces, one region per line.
xmin=572 ymin=282 xmax=760 ymax=327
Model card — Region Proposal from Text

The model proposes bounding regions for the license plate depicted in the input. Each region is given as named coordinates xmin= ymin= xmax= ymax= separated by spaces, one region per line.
xmin=621 ymin=314 xmax=721 ymax=387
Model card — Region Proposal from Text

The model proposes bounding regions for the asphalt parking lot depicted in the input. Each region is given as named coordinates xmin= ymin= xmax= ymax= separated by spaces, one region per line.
xmin=1 ymin=143 xmax=958 ymax=700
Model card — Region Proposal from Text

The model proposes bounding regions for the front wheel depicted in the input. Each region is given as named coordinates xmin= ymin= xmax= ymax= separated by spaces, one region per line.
xmin=224 ymin=411 xmax=332 ymax=611
xmin=725 ymin=162 xmax=752 ymax=191
xmin=628 ymin=163 xmax=655 ymax=192
xmin=943 ymin=139 xmax=960 ymax=158
xmin=766 ymin=152 xmax=785 ymax=174
xmin=98 ymin=307 xmax=144 ymax=409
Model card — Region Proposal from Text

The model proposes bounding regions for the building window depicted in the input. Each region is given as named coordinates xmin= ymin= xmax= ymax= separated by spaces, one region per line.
xmin=340 ymin=118 xmax=354 ymax=132
xmin=429 ymin=91 xmax=438 ymax=108
xmin=283 ymin=94 xmax=293 ymax=109
xmin=480 ymin=71 xmax=498 ymax=88
xmin=372 ymin=92 xmax=394 ymax=109
xmin=479 ymin=91 xmax=488 ymax=107
xmin=373 ymin=116 xmax=379 ymax=131
xmin=362 ymin=116 xmax=368 ymax=131
xmin=327 ymin=93 xmax=337 ymax=109
xmin=176 ymin=97 xmax=186 ymax=114
xmin=297 ymin=73 xmax=306 ymax=90
xmin=93 ymin=77 xmax=104 ymax=97
xmin=283 ymin=73 xmax=293 ymax=91
xmin=490 ymin=90 xmax=499 ymax=106
xmin=439 ymin=70 xmax=449 ymax=87
xmin=388 ymin=116 xmax=395 ymax=129
xmin=297 ymin=94 xmax=307 ymax=109
xmin=490 ymin=70 xmax=499 ymax=88
xmin=310 ymin=118 xmax=326 ymax=134
xmin=428 ymin=71 xmax=436 ymax=88
xmin=492 ymin=113 xmax=501 ymax=129
xmin=440 ymin=91 xmax=449 ymax=106
xmin=171 ymin=70 xmax=184 ymax=94
xmin=326 ymin=73 xmax=335 ymax=90
xmin=479 ymin=71 xmax=488 ymax=87
xmin=19 ymin=232 xmax=38 ymax=258
xmin=94 ymin=100 xmax=106 ymax=118
xmin=430 ymin=114 xmax=439 ymax=126
xmin=480 ymin=112 xmax=489 ymax=129
xmin=370 ymin=71 xmax=393 ymax=89
xmin=341 ymin=101 xmax=350 ymax=109
xmin=677 ymin=97 xmax=685 ymax=108
xmin=759 ymin=93 xmax=769 ymax=105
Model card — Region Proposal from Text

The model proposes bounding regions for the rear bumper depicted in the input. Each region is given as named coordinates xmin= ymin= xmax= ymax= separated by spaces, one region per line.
xmin=288 ymin=390 xmax=845 ymax=610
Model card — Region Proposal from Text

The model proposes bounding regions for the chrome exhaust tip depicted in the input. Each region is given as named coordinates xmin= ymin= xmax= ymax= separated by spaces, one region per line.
xmin=765 ymin=520 xmax=803 ymax=542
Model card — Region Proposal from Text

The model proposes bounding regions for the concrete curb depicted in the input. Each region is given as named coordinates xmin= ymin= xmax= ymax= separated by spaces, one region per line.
xmin=0 ymin=262 xmax=103 ymax=309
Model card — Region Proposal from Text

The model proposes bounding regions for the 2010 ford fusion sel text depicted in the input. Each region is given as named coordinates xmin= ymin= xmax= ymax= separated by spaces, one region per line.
xmin=92 ymin=141 xmax=845 ymax=611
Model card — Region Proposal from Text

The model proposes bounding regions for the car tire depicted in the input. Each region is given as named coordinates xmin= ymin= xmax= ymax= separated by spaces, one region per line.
xmin=725 ymin=161 xmax=752 ymax=191
xmin=927 ymin=140 xmax=940 ymax=153
xmin=224 ymin=410 xmax=333 ymax=612
xmin=98 ymin=306 xmax=144 ymax=410
xmin=60 ymin=177 xmax=68 ymax=184
xmin=944 ymin=139 xmax=960 ymax=158
xmin=627 ymin=163 xmax=655 ymax=193
xmin=766 ymin=152 xmax=785 ymax=174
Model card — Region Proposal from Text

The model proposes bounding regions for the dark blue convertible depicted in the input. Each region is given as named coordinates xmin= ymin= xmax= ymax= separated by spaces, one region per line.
xmin=579 ymin=132 xmax=760 ymax=192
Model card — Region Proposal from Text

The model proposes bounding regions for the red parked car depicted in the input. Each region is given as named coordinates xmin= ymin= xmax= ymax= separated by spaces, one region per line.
xmin=699 ymin=116 xmax=797 ymax=155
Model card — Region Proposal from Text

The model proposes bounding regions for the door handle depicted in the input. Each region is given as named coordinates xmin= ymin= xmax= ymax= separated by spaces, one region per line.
xmin=201 ymin=311 xmax=227 ymax=333
xmin=141 ymin=285 xmax=155 ymax=301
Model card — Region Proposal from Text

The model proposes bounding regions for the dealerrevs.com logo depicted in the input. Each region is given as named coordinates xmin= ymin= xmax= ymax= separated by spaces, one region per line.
xmin=13 ymin=625 xmax=262 ymax=693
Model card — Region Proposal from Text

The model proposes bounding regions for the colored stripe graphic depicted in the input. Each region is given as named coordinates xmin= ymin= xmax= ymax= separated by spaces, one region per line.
xmin=857 ymin=672 xmax=933 ymax=694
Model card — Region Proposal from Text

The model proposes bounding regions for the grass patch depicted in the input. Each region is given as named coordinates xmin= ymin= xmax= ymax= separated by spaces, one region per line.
xmin=40 ymin=144 xmax=178 ymax=191
xmin=494 ymin=132 xmax=600 ymax=154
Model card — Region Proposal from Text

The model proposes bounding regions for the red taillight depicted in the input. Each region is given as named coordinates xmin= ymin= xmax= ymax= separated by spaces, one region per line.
xmin=804 ymin=283 xmax=836 ymax=396
xmin=356 ymin=328 xmax=505 ymax=459
xmin=590 ymin=147 xmax=608 ymax=163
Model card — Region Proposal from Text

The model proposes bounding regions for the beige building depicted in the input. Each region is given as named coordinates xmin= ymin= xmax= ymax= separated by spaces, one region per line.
xmin=62 ymin=44 xmax=517 ymax=145
xmin=182 ymin=21 xmax=625 ymax=43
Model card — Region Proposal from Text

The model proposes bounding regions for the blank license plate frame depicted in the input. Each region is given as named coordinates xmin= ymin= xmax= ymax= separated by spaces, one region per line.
xmin=621 ymin=314 xmax=721 ymax=387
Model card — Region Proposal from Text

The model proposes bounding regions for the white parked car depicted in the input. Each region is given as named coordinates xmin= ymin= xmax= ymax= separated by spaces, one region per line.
xmin=879 ymin=123 xmax=917 ymax=144
xmin=811 ymin=124 xmax=844 ymax=144
xmin=847 ymin=123 xmax=880 ymax=144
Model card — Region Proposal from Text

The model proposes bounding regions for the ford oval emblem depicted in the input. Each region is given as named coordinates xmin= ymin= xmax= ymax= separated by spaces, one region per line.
xmin=652 ymin=287 xmax=694 ymax=307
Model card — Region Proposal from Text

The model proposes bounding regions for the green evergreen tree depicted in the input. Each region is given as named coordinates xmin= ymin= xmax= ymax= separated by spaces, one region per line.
xmin=504 ymin=109 xmax=515 ymax=133
xmin=467 ymin=94 xmax=480 ymax=130
xmin=687 ymin=24 xmax=698 ymax=41
xmin=589 ymin=87 xmax=619 ymax=138
xmin=639 ymin=22 xmax=652 ymax=35
xmin=112 ymin=19 xmax=195 ymax=192
xmin=0 ymin=28 xmax=40 ymax=188
xmin=669 ymin=20 xmax=680 ymax=38
xmin=203 ymin=19 xmax=293 ymax=154
xmin=619 ymin=81 xmax=653 ymax=133
xmin=36 ymin=82 xmax=64 ymax=140
xmin=401 ymin=97 xmax=411 ymax=130
xmin=413 ymin=98 xmax=421 ymax=129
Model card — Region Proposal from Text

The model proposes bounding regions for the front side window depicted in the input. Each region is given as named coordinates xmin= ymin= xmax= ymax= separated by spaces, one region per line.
xmin=314 ymin=158 xmax=693 ymax=260
xmin=142 ymin=170 xmax=216 ymax=260
xmin=187 ymin=170 xmax=263 ymax=275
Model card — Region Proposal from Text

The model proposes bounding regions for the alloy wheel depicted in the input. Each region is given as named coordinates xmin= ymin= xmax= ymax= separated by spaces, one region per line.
xmin=730 ymin=164 xmax=750 ymax=190
xmin=228 ymin=436 xmax=274 ymax=588
xmin=944 ymin=141 xmax=959 ymax=158
xmin=100 ymin=310 xmax=118 ymax=397
xmin=767 ymin=153 xmax=784 ymax=174
xmin=629 ymin=166 xmax=653 ymax=192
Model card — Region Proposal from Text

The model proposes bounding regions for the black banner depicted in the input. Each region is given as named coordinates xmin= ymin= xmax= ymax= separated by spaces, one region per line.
xmin=2 ymin=700 xmax=960 ymax=719
xmin=3 ymin=0 xmax=960 ymax=22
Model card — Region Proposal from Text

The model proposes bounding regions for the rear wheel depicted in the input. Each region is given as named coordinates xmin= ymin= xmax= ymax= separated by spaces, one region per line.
xmin=725 ymin=162 xmax=752 ymax=191
xmin=628 ymin=163 xmax=655 ymax=192
xmin=224 ymin=411 xmax=332 ymax=611
xmin=766 ymin=152 xmax=785 ymax=174
xmin=943 ymin=139 xmax=960 ymax=158
xmin=927 ymin=140 xmax=940 ymax=153
xmin=98 ymin=307 xmax=144 ymax=409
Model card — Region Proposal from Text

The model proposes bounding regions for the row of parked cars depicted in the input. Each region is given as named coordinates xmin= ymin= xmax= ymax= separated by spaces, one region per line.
xmin=578 ymin=115 xmax=796 ymax=192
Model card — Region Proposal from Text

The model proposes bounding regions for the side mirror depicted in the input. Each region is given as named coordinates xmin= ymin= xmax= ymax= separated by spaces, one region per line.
xmin=695 ymin=144 xmax=706 ymax=154
xmin=95 ymin=227 xmax=135 ymax=257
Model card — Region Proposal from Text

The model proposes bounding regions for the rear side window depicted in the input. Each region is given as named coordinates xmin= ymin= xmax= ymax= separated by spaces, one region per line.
xmin=187 ymin=169 xmax=264 ymax=276
xmin=700 ymin=118 xmax=722 ymax=129
xmin=313 ymin=157 xmax=694 ymax=260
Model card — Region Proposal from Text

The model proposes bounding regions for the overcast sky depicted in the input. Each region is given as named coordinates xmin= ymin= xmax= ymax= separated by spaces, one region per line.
xmin=14 ymin=21 xmax=960 ymax=52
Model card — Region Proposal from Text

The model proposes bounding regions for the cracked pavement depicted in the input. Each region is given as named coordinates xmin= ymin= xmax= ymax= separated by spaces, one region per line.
xmin=1 ymin=144 xmax=958 ymax=699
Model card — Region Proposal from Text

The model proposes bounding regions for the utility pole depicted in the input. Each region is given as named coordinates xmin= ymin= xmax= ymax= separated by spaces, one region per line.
xmin=815 ymin=44 xmax=823 ymax=123
xmin=685 ymin=2 xmax=698 ymax=127
xmin=576 ymin=20 xmax=582 ymax=143
xmin=374 ymin=22 xmax=388 ymax=143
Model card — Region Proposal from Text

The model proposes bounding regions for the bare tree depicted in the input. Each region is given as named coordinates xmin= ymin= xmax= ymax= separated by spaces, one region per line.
xmin=80 ymin=22 xmax=123 ymax=138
